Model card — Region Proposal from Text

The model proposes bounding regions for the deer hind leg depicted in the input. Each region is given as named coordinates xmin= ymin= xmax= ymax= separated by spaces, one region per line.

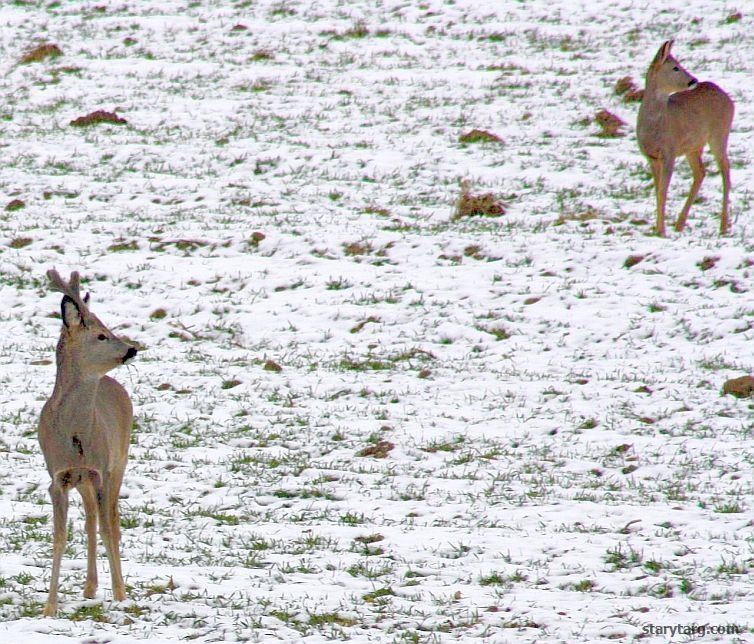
xmin=79 ymin=479 xmax=98 ymax=599
xmin=95 ymin=478 xmax=126 ymax=602
xmin=650 ymin=155 xmax=674 ymax=237
xmin=675 ymin=148 xmax=705 ymax=232
xmin=709 ymin=138 xmax=731 ymax=235
xmin=43 ymin=482 xmax=69 ymax=617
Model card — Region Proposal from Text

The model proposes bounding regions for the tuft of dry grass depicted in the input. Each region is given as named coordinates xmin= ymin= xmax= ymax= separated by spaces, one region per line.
xmin=554 ymin=207 xmax=601 ymax=226
xmin=614 ymin=76 xmax=644 ymax=103
xmin=344 ymin=241 xmax=373 ymax=256
xmin=594 ymin=109 xmax=626 ymax=138
xmin=623 ymin=254 xmax=645 ymax=269
xmin=248 ymin=231 xmax=266 ymax=248
xmin=5 ymin=199 xmax=25 ymax=212
xmin=453 ymin=180 xmax=505 ymax=219
xmin=341 ymin=20 xmax=369 ymax=39
xmin=357 ymin=440 xmax=394 ymax=458
xmin=697 ymin=256 xmax=719 ymax=272
xmin=459 ymin=129 xmax=503 ymax=144
xmin=250 ymin=49 xmax=274 ymax=61
xmin=723 ymin=376 xmax=754 ymax=398
xmin=8 ymin=237 xmax=33 ymax=249
xmin=108 ymin=239 xmax=139 ymax=252
xmin=70 ymin=110 xmax=128 ymax=127
xmin=20 ymin=43 xmax=62 ymax=64
xmin=263 ymin=359 xmax=283 ymax=372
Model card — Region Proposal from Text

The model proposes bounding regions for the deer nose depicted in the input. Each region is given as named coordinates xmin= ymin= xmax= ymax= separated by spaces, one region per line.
xmin=687 ymin=77 xmax=698 ymax=87
xmin=123 ymin=347 xmax=137 ymax=364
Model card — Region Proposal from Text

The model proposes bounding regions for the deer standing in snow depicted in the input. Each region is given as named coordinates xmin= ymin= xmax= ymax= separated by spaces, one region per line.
xmin=637 ymin=40 xmax=734 ymax=236
xmin=38 ymin=269 xmax=137 ymax=616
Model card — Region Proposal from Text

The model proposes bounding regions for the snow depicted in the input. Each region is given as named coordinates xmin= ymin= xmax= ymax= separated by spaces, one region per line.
xmin=0 ymin=0 xmax=752 ymax=642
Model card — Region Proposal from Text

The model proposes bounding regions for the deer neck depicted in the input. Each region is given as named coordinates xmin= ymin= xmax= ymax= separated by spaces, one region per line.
xmin=50 ymin=362 xmax=100 ymax=432
xmin=641 ymin=78 xmax=671 ymax=113
xmin=637 ymin=80 xmax=671 ymax=147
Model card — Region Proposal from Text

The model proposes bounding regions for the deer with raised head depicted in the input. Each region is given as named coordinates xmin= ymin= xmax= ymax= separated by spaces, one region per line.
xmin=637 ymin=40 xmax=734 ymax=237
xmin=38 ymin=269 xmax=137 ymax=617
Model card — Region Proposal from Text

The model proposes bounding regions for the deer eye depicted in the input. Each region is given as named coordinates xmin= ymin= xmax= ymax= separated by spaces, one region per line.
xmin=97 ymin=334 xmax=108 ymax=341
xmin=672 ymin=66 xmax=679 ymax=71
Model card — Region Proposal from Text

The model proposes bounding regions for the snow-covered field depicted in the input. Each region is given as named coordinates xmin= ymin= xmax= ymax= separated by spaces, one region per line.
xmin=0 ymin=1 xmax=752 ymax=642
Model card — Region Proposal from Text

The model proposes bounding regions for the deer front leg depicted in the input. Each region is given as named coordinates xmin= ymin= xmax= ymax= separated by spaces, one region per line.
xmin=650 ymin=154 xmax=674 ymax=237
xmin=43 ymin=483 xmax=69 ymax=617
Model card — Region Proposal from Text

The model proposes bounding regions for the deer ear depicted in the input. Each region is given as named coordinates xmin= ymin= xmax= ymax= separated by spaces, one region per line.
xmin=61 ymin=296 xmax=83 ymax=329
xmin=652 ymin=40 xmax=673 ymax=67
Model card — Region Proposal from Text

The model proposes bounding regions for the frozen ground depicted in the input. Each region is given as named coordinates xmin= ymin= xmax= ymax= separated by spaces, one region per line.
xmin=0 ymin=1 xmax=752 ymax=642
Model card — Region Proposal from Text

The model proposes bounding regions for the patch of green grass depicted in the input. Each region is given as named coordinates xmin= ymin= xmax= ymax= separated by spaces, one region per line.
xmin=421 ymin=436 xmax=464 ymax=453
xmin=362 ymin=587 xmax=394 ymax=603
xmin=571 ymin=579 xmax=596 ymax=592
xmin=331 ymin=20 xmax=369 ymax=40
xmin=308 ymin=612 xmax=358 ymax=627
xmin=717 ymin=559 xmax=748 ymax=575
xmin=604 ymin=543 xmax=642 ymax=570
xmin=326 ymin=277 xmax=352 ymax=290
xmin=108 ymin=239 xmax=139 ymax=252
xmin=479 ymin=572 xmax=508 ymax=586
xmin=5 ymin=199 xmax=25 ymax=212
xmin=68 ymin=603 xmax=109 ymax=622
xmin=346 ymin=561 xmax=392 ymax=579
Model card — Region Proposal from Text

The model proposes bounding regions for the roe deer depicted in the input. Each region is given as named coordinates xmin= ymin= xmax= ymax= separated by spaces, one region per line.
xmin=38 ymin=269 xmax=137 ymax=617
xmin=637 ymin=40 xmax=734 ymax=237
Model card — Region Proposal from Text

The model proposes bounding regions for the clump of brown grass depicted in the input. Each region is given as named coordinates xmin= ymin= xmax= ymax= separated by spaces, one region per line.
xmin=357 ymin=440 xmax=394 ymax=458
xmin=697 ymin=255 xmax=719 ymax=272
xmin=723 ymin=375 xmax=754 ymax=398
xmin=250 ymin=49 xmax=274 ymax=62
xmin=554 ymin=207 xmax=601 ymax=226
xmin=107 ymin=239 xmax=139 ymax=252
xmin=20 ymin=43 xmax=62 ymax=64
xmin=453 ymin=180 xmax=505 ymax=219
xmin=614 ymin=76 xmax=644 ymax=103
xmin=342 ymin=20 xmax=369 ymax=39
xmin=623 ymin=254 xmax=645 ymax=269
xmin=248 ymin=231 xmax=266 ymax=248
xmin=459 ymin=129 xmax=503 ymax=144
xmin=343 ymin=241 xmax=373 ymax=256
xmin=70 ymin=110 xmax=128 ymax=127
xmin=594 ymin=109 xmax=626 ymax=138
xmin=263 ymin=359 xmax=282 ymax=372
xmin=9 ymin=237 xmax=32 ymax=249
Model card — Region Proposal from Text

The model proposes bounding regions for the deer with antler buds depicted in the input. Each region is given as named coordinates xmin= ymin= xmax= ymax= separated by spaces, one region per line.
xmin=38 ymin=269 xmax=137 ymax=617
xmin=637 ymin=40 xmax=734 ymax=236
